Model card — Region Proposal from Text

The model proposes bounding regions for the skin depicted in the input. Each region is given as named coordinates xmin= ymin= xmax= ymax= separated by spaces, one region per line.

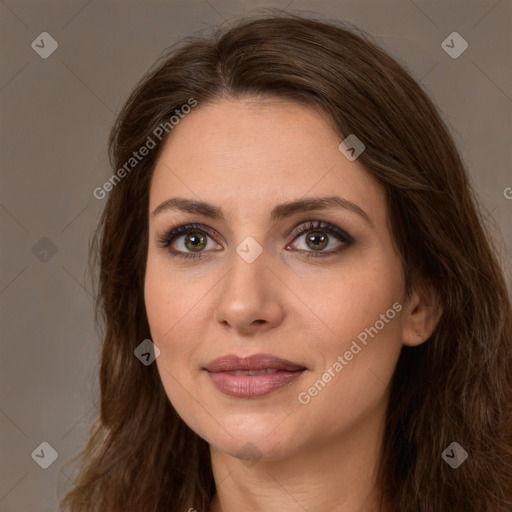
xmin=144 ymin=97 xmax=441 ymax=512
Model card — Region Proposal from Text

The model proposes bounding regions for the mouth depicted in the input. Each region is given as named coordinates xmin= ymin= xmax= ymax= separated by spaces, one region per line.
xmin=203 ymin=354 xmax=307 ymax=398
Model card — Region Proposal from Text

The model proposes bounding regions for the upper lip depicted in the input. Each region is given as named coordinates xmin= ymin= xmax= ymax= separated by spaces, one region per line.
xmin=204 ymin=354 xmax=306 ymax=372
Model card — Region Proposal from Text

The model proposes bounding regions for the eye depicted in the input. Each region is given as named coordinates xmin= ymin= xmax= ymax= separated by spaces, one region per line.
xmin=287 ymin=220 xmax=354 ymax=258
xmin=157 ymin=220 xmax=355 ymax=261
xmin=157 ymin=223 xmax=221 ymax=260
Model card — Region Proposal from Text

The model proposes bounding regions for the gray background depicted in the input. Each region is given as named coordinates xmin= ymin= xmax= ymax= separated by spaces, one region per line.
xmin=1 ymin=1 xmax=511 ymax=511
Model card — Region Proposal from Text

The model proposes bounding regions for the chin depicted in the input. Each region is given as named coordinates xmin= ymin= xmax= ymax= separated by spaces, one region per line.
xmin=210 ymin=433 xmax=301 ymax=464
xmin=200 ymin=412 xmax=307 ymax=462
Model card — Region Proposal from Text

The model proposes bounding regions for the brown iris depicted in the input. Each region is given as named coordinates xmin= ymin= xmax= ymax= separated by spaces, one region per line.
xmin=184 ymin=231 xmax=207 ymax=252
xmin=305 ymin=231 xmax=328 ymax=251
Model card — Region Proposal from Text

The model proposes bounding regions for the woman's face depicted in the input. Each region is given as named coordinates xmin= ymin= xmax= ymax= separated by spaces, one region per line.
xmin=144 ymin=97 xmax=410 ymax=462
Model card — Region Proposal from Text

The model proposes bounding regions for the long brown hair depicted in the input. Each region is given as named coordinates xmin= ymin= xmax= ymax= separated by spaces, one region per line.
xmin=59 ymin=10 xmax=512 ymax=512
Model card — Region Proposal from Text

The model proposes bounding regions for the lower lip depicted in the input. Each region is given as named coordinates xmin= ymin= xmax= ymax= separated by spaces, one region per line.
xmin=207 ymin=370 xmax=305 ymax=398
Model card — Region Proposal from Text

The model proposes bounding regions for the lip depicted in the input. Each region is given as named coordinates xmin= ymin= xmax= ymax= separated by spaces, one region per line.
xmin=204 ymin=354 xmax=307 ymax=398
xmin=204 ymin=354 xmax=306 ymax=373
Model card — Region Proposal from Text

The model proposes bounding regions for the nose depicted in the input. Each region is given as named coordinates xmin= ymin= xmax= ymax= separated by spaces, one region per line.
xmin=213 ymin=247 xmax=284 ymax=335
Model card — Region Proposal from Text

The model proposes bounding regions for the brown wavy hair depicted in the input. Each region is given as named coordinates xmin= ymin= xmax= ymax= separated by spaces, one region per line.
xmin=59 ymin=10 xmax=512 ymax=512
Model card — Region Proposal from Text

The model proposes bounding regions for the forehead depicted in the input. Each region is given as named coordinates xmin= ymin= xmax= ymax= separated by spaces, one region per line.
xmin=149 ymin=97 xmax=384 ymax=226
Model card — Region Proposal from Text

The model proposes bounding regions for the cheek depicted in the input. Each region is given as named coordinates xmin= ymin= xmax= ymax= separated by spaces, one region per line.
xmin=309 ymin=252 xmax=403 ymax=347
xmin=145 ymin=268 xmax=208 ymax=430
xmin=144 ymin=265 xmax=200 ymax=394
xmin=297 ymin=262 xmax=404 ymax=409
xmin=296 ymin=301 xmax=403 ymax=439
xmin=144 ymin=256 xmax=216 ymax=363
xmin=144 ymin=257 xmax=204 ymax=341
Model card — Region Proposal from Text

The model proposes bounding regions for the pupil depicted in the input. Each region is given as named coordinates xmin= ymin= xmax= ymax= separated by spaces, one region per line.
xmin=186 ymin=233 xmax=206 ymax=251
xmin=307 ymin=231 xmax=328 ymax=250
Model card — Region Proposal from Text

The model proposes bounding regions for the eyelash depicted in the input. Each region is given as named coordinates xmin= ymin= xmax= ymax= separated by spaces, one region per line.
xmin=156 ymin=221 xmax=355 ymax=261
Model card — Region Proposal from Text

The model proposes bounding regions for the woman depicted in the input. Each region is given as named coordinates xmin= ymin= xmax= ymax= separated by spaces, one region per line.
xmin=60 ymin=11 xmax=512 ymax=512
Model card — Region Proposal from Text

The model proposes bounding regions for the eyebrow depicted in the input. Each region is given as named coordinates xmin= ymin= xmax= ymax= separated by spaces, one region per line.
xmin=152 ymin=195 xmax=373 ymax=227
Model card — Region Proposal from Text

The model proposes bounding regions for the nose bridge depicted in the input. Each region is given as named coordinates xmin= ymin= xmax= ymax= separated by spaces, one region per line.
xmin=223 ymin=240 xmax=269 ymax=303
xmin=214 ymin=239 xmax=282 ymax=331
